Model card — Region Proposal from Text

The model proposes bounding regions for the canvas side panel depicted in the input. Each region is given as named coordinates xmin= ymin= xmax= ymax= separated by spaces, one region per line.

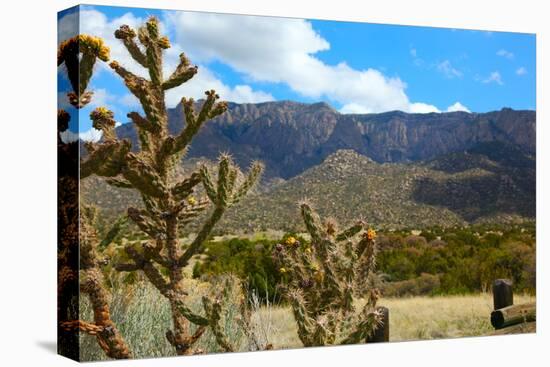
xmin=57 ymin=5 xmax=81 ymax=362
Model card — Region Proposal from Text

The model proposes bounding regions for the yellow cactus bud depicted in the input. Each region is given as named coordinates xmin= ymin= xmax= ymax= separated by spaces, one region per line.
xmin=188 ymin=196 xmax=197 ymax=205
xmin=78 ymin=34 xmax=110 ymax=61
xmin=366 ymin=228 xmax=377 ymax=241
xmin=90 ymin=107 xmax=114 ymax=122
xmin=158 ymin=36 xmax=171 ymax=49
xmin=279 ymin=267 xmax=287 ymax=273
xmin=285 ymin=236 xmax=297 ymax=246
xmin=314 ymin=270 xmax=324 ymax=283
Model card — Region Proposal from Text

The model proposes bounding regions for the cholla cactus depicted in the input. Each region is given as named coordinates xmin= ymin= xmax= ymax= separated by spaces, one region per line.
xmin=77 ymin=17 xmax=263 ymax=355
xmin=61 ymin=205 xmax=132 ymax=359
xmin=57 ymin=110 xmax=131 ymax=359
xmin=272 ymin=202 xmax=382 ymax=346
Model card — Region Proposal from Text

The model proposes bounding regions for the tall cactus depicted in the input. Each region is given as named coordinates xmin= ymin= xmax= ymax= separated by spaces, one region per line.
xmin=272 ymin=202 xmax=382 ymax=346
xmin=58 ymin=35 xmax=131 ymax=359
xmin=77 ymin=17 xmax=263 ymax=355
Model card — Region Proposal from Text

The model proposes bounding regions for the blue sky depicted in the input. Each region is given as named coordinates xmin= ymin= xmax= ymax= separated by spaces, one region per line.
xmin=57 ymin=5 xmax=535 ymax=137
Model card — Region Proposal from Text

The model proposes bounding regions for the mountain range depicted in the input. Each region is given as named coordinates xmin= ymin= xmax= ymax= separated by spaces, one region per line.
xmin=115 ymin=101 xmax=535 ymax=180
xmin=83 ymin=101 xmax=536 ymax=230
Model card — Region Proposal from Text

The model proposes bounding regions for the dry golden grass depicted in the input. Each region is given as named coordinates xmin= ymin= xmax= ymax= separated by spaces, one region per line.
xmin=378 ymin=293 xmax=535 ymax=341
xmin=256 ymin=293 xmax=537 ymax=348
xmin=79 ymin=281 xmax=536 ymax=361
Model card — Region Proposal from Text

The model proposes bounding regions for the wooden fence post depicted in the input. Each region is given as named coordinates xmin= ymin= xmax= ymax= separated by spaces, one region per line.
xmin=367 ymin=307 xmax=389 ymax=343
xmin=493 ymin=279 xmax=513 ymax=310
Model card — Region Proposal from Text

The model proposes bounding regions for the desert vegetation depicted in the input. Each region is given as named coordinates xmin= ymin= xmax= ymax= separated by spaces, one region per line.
xmin=78 ymin=279 xmax=535 ymax=361
xmin=58 ymin=15 xmax=536 ymax=362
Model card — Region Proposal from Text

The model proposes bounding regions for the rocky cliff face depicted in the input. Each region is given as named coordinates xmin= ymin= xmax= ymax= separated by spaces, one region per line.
xmin=115 ymin=101 xmax=535 ymax=179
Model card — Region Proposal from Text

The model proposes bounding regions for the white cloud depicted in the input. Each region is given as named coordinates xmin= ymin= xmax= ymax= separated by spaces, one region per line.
xmin=164 ymin=66 xmax=274 ymax=106
xmin=66 ymin=9 xmax=273 ymax=106
xmin=57 ymin=10 xmax=79 ymax=45
xmin=496 ymin=49 xmax=514 ymax=59
xmin=516 ymin=66 xmax=527 ymax=76
xmin=119 ymin=93 xmax=140 ymax=108
xmin=60 ymin=128 xmax=103 ymax=143
xmin=339 ymin=103 xmax=369 ymax=114
xmin=481 ymin=71 xmax=504 ymax=85
xmin=409 ymin=103 xmax=441 ymax=113
xmin=410 ymin=48 xmax=417 ymax=58
xmin=166 ymin=11 xmax=435 ymax=114
xmin=59 ymin=8 xmax=458 ymax=116
xmin=436 ymin=60 xmax=463 ymax=78
xmin=446 ymin=102 xmax=470 ymax=113
xmin=87 ymin=88 xmax=113 ymax=108
xmin=80 ymin=128 xmax=103 ymax=142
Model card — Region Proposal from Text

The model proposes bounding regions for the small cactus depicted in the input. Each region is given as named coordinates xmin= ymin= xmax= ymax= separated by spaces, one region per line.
xmin=273 ymin=202 xmax=382 ymax=346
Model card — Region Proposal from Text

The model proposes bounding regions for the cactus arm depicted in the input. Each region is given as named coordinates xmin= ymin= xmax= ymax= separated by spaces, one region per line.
xmin=335 ymin=222 xmax=365 ymax=242
xmin=232 ymin=161 xmax=264 ymax=204
xmin=58 ymin=37 xmax=80 ymax=94
xmin=174 ymin=300 xmax=209 ymax=326
xmin=171 ymin=171 xmax=202 ymax=200
xmin=354 ymin=237 xmax=377 ymax=290
xmin=109 ymin=61 xmax=168 ymax=132
xmin=340 ymin=310 xmax=381 ymax=345
xmin=199 ymin=165 xmax=218 ymax=203
xmin=114 ymin=25 xmax=148 ymax=68
xmin=108 ymin=60 xmax=147 ymax=95
xmin=165 ymin=326 xmax=206 ymax=355
xmin=288 ymin=289 xmax=316 ymax=347
xmin=127 ymin=207 xmax=164 ymax=239
xmin=141 ymin=195 xmax=162 ymax=217
xmin=60 ymin=320 xmax=104 ymax=336
xmin=121 ymin=154 xmax=167 ymax=198
xmin=80 ymin=140 xmax=130 ymax=179
xmin=105 ymin=176 xmax=133 ymax=189
xmin=169 ymin=92 xmax=228 ymax=155
xmin=202 ymin=297 xmax=236 ymax=352
xmin=163 ymin=53 xmax=198 ymax=90
xmin=140 ymin=17 xmax=164 ymax=86
xmin=216 ymin=154 xmax=232 ymax=207
xmin=178 ymin=206 xmax=225 ymax=267
xmin=79 ymin=52 xmax=97 ymax=95
xmin=98 ymin=215 xmax=128 ymax=249
xmin=123 ymin=245 xmax=172 ymax=297
xmin=127 ymin=111 xmax=160 ymax=134
xmin=58 ymin=34 xmax=110 ymax=108
xmin=300 ymin=203 xmax=324 ymax=244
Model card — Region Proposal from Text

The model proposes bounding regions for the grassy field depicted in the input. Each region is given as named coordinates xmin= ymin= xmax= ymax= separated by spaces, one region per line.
xmin=79 ymin=281 xmax=535 ymax=361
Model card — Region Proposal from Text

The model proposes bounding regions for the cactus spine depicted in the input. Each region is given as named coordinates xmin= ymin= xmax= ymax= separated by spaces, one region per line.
xmin=78 ymin=17 xmax=263 ymax=355
xmin=273 ymin=202 xmax=382 ymax=346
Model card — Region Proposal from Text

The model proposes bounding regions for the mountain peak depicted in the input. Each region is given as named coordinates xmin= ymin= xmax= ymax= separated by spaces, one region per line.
xmin=324 ymin=149 xmax=375 ymax=165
